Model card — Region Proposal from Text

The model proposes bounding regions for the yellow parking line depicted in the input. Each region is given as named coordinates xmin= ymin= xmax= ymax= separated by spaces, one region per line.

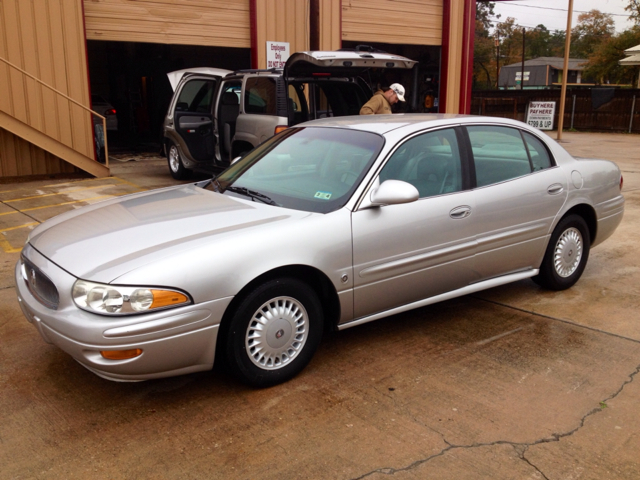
xmin=0 ymin=236 xmax=22 ymax=253
xmin=3 ymin=184 xmax=120 ymax=203
xmin=0 ymin=222 xmax=40 ymax=233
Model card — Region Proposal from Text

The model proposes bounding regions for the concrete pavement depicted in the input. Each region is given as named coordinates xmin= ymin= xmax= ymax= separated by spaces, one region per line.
xmin=1 ymin=132 xmax=639 ymax=479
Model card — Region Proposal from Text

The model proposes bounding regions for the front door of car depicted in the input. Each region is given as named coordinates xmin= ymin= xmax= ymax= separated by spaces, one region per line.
xmin=351 ymin=127 xmax=477 ymax=319
xmin=172 ymin=77 xmax=217 ymax=163
xmin=466 ymin=125 xmax=568 ymax=281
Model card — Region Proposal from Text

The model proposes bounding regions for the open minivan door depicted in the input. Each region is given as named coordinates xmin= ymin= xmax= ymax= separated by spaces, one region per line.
xmin=163 ymin=68 xmax=232 ymax=179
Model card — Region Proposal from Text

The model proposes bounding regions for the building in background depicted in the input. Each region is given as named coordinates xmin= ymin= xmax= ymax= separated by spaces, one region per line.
xmin=498 ymin=57 xmax=593 ymax=90
xmin=0 ymin=0 xmax=476 ymax=180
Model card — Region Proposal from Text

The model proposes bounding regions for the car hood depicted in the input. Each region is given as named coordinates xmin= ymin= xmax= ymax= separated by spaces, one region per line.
xmin=29 ymin=183 xmax=310 ymax=282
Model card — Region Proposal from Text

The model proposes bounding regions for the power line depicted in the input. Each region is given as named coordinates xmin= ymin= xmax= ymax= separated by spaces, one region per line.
xmin=494 ymin=2 xmax=630 ymax=17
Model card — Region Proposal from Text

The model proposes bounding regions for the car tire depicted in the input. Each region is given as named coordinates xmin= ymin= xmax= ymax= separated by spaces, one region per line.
xmin=533 ymin=214 xmax=590 ymax=291
xmin=168 ymin=144 xmax=191 ymax=180
xmin=225 ymin=278 xmax=323 ymax=388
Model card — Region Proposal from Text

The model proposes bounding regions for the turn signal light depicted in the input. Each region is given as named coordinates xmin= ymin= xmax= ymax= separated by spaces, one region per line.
xmin=101 ymin=349 xmax=143 ymax=360
xmin=274 ymin=126 xmax=288 ymax=135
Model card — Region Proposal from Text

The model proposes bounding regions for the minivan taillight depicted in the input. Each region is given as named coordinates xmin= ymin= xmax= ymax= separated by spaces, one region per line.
xmin=104 ymin=109 xmax=116 ymax=115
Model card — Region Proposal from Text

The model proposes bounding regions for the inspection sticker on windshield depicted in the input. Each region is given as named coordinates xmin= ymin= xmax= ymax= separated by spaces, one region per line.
xmin=314 ymin=191 xmax=332 ymax=200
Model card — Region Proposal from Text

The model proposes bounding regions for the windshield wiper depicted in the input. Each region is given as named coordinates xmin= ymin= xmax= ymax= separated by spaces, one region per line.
xmin=225 ymin=186 xmax=278 ymax=205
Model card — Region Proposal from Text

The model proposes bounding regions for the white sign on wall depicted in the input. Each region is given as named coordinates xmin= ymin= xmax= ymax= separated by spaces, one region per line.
xmin=527 ymin=101 xmax=556 ymax=130
xmin=266 ymin=41 xmax=290 ymax=69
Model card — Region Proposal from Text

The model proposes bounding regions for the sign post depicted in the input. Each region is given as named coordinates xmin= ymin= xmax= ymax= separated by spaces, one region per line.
xmin=526 ymin=101 xmax=556 ymax=130
xmin=266 ymin=41 xmax=290 ymax=69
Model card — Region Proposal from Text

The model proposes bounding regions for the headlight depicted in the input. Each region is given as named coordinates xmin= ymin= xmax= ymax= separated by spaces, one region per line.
xmin=72 ymin=280 xmax=191 ymax=315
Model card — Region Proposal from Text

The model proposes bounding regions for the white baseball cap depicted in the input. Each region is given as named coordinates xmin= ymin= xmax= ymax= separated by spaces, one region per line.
xmin=389 ymin=83 xmax=406 ymax=102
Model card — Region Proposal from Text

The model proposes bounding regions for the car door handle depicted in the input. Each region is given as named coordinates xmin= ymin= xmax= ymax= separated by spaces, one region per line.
xmin=547 ymin=184 xmax=564 ymax=195
xmin=449 ymin=205 xmax=471 ymax=219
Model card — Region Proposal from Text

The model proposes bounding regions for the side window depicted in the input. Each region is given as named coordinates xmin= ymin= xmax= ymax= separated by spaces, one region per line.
xmin=379 ymin=128 xmax=463 ymax=198
xmin=175 ymin=79 xmax=215 ymax=113
xmin=245 ymin=77 xmax=277 ymax=115
xmin=523 ymin=132 xmax=553 ymax=171
xmin=467 ymin=126 xmax=532 ymax=187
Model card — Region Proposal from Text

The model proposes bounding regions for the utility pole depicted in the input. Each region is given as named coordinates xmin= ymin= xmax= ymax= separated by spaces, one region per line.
xmin=520 ymin=28 xmax=526 ymax=90
xmin=557 ymin=0 xmax=574 ymax=141
xmin=495 ymin=35 xmax=500 ymax=89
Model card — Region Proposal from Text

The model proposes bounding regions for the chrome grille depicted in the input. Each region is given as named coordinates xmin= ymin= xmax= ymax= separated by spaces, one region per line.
xmin=21 ymin=256 xmax=59 ymax=310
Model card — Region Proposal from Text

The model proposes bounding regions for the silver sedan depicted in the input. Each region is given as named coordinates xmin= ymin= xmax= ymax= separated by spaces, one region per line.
xmin=16 ymin=115 xmax=624 ymax=387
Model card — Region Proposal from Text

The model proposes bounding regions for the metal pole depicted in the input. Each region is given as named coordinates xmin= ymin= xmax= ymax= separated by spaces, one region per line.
xmin=570 ymin=94 xmax=576 ymax=130
xmin=557 ymin=0 xmax=574 ymax=141
xmin=630 ymin=95 xmax=636 ymax=134
xmin=520 ymin=28 xmax=526 ymax=90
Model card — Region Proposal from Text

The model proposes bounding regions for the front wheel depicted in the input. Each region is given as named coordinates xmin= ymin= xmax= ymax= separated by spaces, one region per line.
xmin=225 ymin=278 xmax=323 ymax=388
xmin=533 ymin=214 xmax=590 ymax=290
xmin=167 ymin=144 xmax=191 ymax=180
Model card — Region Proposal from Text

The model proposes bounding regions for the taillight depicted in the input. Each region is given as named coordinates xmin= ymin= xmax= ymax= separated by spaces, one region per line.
xmin=104 ymin=109 xmax=116 ymax=115
xmin=274 ymin=126 xmax=287 ymax=135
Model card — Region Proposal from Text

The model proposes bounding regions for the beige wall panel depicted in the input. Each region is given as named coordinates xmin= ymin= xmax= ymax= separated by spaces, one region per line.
xmin=83 ymin=0 xmax=251 ymax=48
xmin=0 ymin=128 xmax=76 ymax=177
xmin=342 ymin=0 xmax=442 ymax=46
xmin=0 ymin=0 xmax=94 ymax=177
xmin=319 ymin=0 xmax=341 ymax=51
xmin=444 ymin=0 xmax=463 ymax=113
xmin=254 ymin=0 xmax=309 ymax=69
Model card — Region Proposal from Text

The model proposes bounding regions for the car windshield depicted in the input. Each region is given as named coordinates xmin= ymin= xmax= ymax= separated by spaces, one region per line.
xmin=213 ymin=127 xmax=384 ymax=213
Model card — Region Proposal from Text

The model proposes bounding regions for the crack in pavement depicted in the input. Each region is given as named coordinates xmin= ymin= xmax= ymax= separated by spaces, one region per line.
xmin=350 ymin=362 xmax=640 ymax=479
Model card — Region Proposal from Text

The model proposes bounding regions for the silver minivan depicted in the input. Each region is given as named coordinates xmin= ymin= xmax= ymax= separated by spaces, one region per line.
xmin=163 ymin=49 xmax=416 ymax=179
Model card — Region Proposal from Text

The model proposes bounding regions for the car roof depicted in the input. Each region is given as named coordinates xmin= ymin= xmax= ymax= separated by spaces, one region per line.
xmin=167 ymin=67 xmax=234 ymax=91
xmin=297 ymin=114 xmax=533 ymax=135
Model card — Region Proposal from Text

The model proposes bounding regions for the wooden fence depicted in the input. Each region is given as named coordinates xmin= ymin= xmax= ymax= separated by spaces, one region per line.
xmin=472 ymin=89 xmax=640 ymax=134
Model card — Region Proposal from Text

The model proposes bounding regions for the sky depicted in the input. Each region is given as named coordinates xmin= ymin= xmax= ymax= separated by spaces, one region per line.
xmin=490 ymin=0 xmax=636 ymax=33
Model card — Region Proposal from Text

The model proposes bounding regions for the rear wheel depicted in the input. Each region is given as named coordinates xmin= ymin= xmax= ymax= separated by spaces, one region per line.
xmin=168 ymin=144 xmax=191 ymax=180
xmin=533 ymin=214 xmax=590 ymax=290
xmin=225 ymin=278 xmax=323 ymax=388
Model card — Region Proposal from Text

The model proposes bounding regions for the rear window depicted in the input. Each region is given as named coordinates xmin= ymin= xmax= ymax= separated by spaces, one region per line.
xmin=245 ymin=77 xmax=277 ymax=115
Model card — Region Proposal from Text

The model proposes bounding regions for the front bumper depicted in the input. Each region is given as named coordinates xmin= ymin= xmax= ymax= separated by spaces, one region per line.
xmin=16 ymin=245 xmax=233 ymax=381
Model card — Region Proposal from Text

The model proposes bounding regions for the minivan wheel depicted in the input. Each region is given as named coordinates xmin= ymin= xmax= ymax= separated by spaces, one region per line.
xmin=168 ymin=144 xmax=191 ymax=180
xmin=533 ymin=214 xmax=590 ymax=291
xmin=225 ymin=278 xmax=323 ymax=388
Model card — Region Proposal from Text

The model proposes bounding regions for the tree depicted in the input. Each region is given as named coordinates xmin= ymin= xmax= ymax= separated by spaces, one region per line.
xmin=625 ymin=0 xmax=640 ymax=23
xmin=474 ymin=2 xmax=498 ymax=88
xmin=527 ymin=25 xmax=552 ymax=58
xmin=571 ymin=10 xmax=615 ymax=59
xmin=582 ymin=26 xmax=640 ymax=85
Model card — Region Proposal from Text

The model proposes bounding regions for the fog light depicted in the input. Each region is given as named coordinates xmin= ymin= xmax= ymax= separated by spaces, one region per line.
xmin=101 ymin=349 xmax=143 ymax=360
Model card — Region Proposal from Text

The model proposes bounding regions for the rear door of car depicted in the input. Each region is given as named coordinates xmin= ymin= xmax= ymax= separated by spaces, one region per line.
xmin=351 ymin=126 xmax=477 ymax=319
xmin=464 ymin=124 xmax=568 ymax=281
xmin=165 ymin=69 xmax=230 ymax=165
xmin=284 ymin=50 xmax=417 ymax=122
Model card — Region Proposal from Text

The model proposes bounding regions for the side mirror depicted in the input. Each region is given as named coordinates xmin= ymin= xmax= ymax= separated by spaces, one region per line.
xmin=369 ymin=180 xmax=419 ymax=206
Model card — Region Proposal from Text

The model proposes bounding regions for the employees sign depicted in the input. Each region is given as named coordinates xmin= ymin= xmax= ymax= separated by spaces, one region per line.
xmin=267 ymin=41 xmax=290 ymax=69
xmin=527 ymin=101 xmax=556 ymax=130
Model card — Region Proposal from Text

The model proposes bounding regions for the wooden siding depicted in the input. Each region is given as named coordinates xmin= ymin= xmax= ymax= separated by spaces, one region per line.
xmin=319 ymin=0 xmax=341 ymax=51
xmin=342 ymin=0 xmax=442 ymax=46
xmin=253 ymin=0 xmax=309 ymax=69
xmin=83 ymin=0 xmax=251 ymax=48
xmin=0 ymin=0 xmax=94 ymax=177
xmin=0 ymin=128 xmax=77 ymax=177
